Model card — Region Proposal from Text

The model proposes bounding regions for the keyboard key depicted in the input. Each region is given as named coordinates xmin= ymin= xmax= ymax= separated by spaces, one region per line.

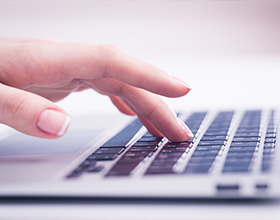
xmin=265 ymin=133 xmax=276 ymax=138
xmin=107 ymin=162 xmax=140 ymax=176
xmin=234 ymin=132 xmax=260 ymax=137
xmin=124 ymin=151 xmax=153 ymax=157
xmin=156 ymin=152 xmax=184 ymax=160
xmin=228 ymin=146 xmax=256 ymax=152
xmin=200 ymin=136 xmax=227 ymax=141
xmin=188 ymin=157 xmax=216 ymax=164
xmin=226 ymin=151 xmax=255 ymax=157
xmin=198 ymin=141 xmax=226 ymax=146
xmin=166 ymin=142 xmax=192 ymax=147
xmin=265 ymin=138 xmax=276 ymax=143
xmin=160 ymin=148 xmax=188 ymax=153
xmin=230 ymin=142 xmax=258 ymax=147
xmin=146 ymin=166 xmax=175 ymax=174
xmin=87 ymin=154 xmax=118 ymax=161
xmin=184 ymin=164 xmax=211 ymax=173
xmin=204 ymin=131 xmax=229 ymax=136
xmin=223 ymin=165 xmax=250 ymax=173
xmin=137 ymin=136 xmax=162 ymax=142
xmin=92 ymin=147 xmax=124 ymax=155
xmin=192 ymin=150 xmax=220 ymax=157
xmin=87 ymin=165 xmax=104 ymax=173
xmin=133 ymin=141 xmax=160 ymax=146
xmin=263 ymin=143 xmax=275 ymax=148
xmin=232 ymin=137 xmax=260 ymax=142
xmin=129 ymin=146 xmax=158 ymax=152
xmin=195 ymin=145 xmax=223 ymax=151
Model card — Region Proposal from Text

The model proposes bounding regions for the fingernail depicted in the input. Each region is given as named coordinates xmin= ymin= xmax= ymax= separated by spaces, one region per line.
xmin=177 ymin=118 xmax=194 ymax=139
xmin=37 ymin=109 xmax=70 ymax=136
xmin=172 ymin=76 xmax=192 ymax=90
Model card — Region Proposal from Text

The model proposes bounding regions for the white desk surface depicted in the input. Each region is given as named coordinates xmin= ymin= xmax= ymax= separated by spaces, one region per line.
xmin=1 ymin=1 xmax=280 ymax=219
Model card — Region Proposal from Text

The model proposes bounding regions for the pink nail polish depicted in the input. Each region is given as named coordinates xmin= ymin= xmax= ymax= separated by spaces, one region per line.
xmin=172 ymin=76 xmax=192 ymax=90
xmin=177 ymin=118 xmax=194 ymax=139
xmin=37 ymin=109 xmax=70 ymax=136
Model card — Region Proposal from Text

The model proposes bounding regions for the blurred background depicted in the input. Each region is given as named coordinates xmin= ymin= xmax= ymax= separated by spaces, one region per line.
xmin=0 ymin=0 xmax=280 ymax=116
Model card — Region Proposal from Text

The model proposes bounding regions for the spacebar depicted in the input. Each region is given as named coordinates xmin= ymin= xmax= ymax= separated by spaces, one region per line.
xmin=101 ymin=119 xmax=143 ymax=148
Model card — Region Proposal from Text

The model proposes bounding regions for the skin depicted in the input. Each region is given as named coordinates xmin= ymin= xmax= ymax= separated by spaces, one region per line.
xmin=0 ymin=37 xmax=193 ymax=141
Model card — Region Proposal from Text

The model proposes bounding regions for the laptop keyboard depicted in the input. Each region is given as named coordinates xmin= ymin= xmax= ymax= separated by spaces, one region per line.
xmin=67 ymin=110 xmax=278 ymax=178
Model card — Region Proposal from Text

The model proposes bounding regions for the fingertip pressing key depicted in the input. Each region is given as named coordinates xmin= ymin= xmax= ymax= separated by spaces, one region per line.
xmin=177 ymin=117 xmax=194 ymax=140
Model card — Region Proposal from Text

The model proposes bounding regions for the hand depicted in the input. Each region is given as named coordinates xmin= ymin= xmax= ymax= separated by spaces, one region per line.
xmin=0 ymin=38 xmax=193 ymax=141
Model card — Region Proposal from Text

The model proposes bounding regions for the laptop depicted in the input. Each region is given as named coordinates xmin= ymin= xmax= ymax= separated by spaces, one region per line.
xmin=0 ymin=107 xmax=279 ymax=199
xmin=0 ymin=0 xmax=280 ymax=200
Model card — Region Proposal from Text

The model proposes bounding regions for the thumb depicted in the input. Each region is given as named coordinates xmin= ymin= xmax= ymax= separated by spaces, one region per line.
xmin=0 ymin=83 xmax=70 ymax=139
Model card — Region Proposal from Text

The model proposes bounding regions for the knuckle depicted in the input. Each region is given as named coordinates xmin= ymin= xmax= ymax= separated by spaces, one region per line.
xmin=97 ymin=44 xmax=120 ymax=57
xmin=146 ymin=105 xmax=160 ymax=122
xmin=97 ymin=44 xmax=121 ymax=78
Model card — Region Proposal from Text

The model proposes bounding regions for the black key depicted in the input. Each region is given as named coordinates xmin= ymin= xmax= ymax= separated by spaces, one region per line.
xmin=153 ymin=157 xmax=181 ymax=162
xmin=195 ymin=145 xmax=223 ymax=151
xmin=263 ymin=143 xmax=275 ymax=148
xmin=237 ymin=128 xmax=260 ymax=133
xmin=224 ymin=160 xmax=251 ymax=167
xmin=146 ymin=166 xmax=175 ymax=175
xmin=266 ymin=128 xmax=277 ymax=133
xmin=206 ymin=127 xmax=230 ymax=132
xmin=226 ymin=151 xmax=255 ymax=157
xmin=223 ymin=165 xmax=250 ymax=173
xmin=86 ymin=154 xmax=118 ymax=161
xmin=265 ymin=138 xmax=276 ymax=143
xmin=117 ymin=157 xmax=145 ymax=164
xmin=80 ymin=160 xmax=97 ymax=167
xmin=156 ymin=152 xmax=184 ymax=160
xmin=188 ymin=157 xmax=216 ymax=164
xmin=232 ymin=137 xmax=260 ymax=142
xmin=192 ymin=150 xmax=220 ymax=157
xmin=165 ymin=142 xmax=192 ymax=147
xmin=92 ymin=147 xmax=124 ymax=155
xmin=124 ymin=151 xmax=153 ymax=157
xmin=129 ymin=146 xmax=158 ymax=151
xmin=234 ymin=132 xmax=260 ymax=137
xmin=265 ymin=133 xmax=276 ymax=138
xmin=198 ymin=140 xmax=226 ymax=146
xmin=133 ymin=141 xmax=160 ymax=146
xmin=263 ymin=148 xmax=275 ymax=155
xmin=226 ymin=154 xmax=254 ymax=160
xmin=204 ymin=131 xmax=229 ymax=136
xmin=150 ymin=160 xmax=178 ymax=166
xmin=200 ymin=136 xmax=227 ymax=141
xmin=87 ymin=165 xmax=104 ymax=173
xmin=137 ymin=136 xmax=162 ymax=142
xmin=230 ymin=142 xmax=258 ymax=147
xmin=102 ymin=119 xmax=142 ymax=147
xmin=160 ymin=148 xmax=188 ymax=153
xmin=184 ymin=164 xmax=211 ymax=173
xmin=228 ymin=146 xmax=256 ymax=152
xmin=224 ymin=158 xmax=252 ymax=163
xmin=106 ymin=162 xmax=140 ymax=176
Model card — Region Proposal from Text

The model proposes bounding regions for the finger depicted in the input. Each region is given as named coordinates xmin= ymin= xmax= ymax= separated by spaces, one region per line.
xmin=1 ymin=39 xmax=191 ymax=98
xmin=109 ymin=95 xmax=135 ymax=116
xmin=109 ymin=94 xmax=163 ymax=137
xmin=0 ymin=83 xmax=70 ymax=139
xmin=90 ymin=78 xmax=193 ymax=141
xmin=136 ymin=114 xmax=164 ymax=138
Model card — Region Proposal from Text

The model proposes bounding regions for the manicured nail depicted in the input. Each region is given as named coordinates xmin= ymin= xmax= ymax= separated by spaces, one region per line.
xmin=172 ymin=76 xmax=192 ymax=90
xmin=177 ymin=118 xmax=194 ymax=139
xmin=37 ymin=109 xmax=70 ymax=136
